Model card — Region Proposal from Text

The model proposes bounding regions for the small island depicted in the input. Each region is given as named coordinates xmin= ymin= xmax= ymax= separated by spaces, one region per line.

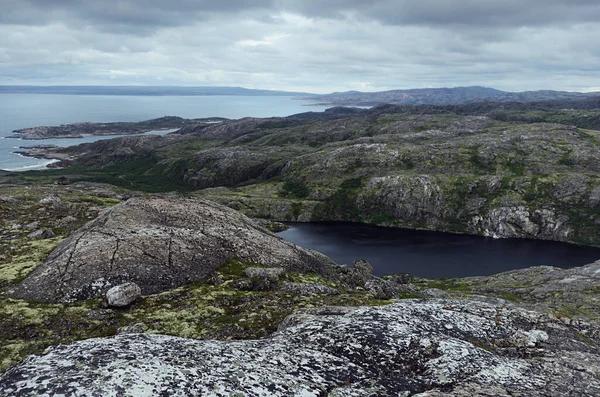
xmin=7 ymin=116 xmax=225 ymax=140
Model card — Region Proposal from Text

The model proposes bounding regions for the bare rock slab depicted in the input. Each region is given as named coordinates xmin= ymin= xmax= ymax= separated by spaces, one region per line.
xmin=1 ymin=299 xmax=598 ymax=396
xmin=8 ymin=196 xmax=336 ymax=303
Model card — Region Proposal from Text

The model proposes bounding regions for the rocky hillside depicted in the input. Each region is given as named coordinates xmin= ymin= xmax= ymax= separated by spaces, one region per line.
xmin=11 ymin=102 xmax=600 ymax=246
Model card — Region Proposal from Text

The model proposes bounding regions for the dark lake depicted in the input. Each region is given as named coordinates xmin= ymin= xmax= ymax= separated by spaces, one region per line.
xmin=276 ymin=222 xmax=600 ymax=278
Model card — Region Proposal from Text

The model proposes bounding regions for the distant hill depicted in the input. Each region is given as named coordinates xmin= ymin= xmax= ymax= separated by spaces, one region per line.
xmin=0 ymin=85 xmax=310 ymax=96
xmin=304 ymin=86 xmax=599 ymax=106
xmin=3 ymin=85 xmax=598 ymax=106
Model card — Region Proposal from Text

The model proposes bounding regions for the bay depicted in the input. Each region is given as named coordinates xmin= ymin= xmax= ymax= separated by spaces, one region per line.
xmin=0 ymin=94 xmax=327 ymax=170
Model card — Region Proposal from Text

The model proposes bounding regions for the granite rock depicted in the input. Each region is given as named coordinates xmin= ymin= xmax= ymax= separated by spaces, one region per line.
xmin=8 ymin=196 xmax=337 ymax=303
xmin=1 ymin=299 xmax=598 ymax=396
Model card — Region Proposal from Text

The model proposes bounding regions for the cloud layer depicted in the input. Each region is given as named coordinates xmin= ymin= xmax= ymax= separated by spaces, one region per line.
xmin=0 ymin=0 xmax=598 ymax=93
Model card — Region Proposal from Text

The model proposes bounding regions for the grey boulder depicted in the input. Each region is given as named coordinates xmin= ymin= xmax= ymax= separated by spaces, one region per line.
xmin=105 ymin=282 xmax=141 ymax=307
xmin=346 ymin=259 xmax=374 ymax=287
xmin=26 ymin=228 xmax=55 ymax=240
xmin=8 ymin=196 xmax=337 ymax=303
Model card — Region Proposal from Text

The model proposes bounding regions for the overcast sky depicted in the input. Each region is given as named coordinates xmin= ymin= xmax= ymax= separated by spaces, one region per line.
xmin=0 ymin=0 xmax=599 ymax=93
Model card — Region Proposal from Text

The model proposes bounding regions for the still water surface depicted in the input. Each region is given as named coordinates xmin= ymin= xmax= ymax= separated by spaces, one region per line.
xmin=277 ymin=222 xmax=600 ymax=278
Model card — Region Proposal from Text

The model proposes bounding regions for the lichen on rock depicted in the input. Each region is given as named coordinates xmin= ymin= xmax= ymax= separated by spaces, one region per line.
xmin=7 ymin=196 xmax=338 ymax=303
xmin=1 ymin=299 xmax=598 ymax=396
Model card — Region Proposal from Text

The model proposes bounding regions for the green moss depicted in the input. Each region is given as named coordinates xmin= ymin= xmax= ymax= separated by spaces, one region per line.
xmin=217 ymin=258 xmax=264 ymax=278
xmin=368 ymin=211 xmax=398 ymax=225
xmin=0 ymin=298 xmax=117 ymax=372
xmin=17 ymin=154 xmax=198 ymax=193
xmin=420 ymin=278 xmax=472 ymax=294
xmin=553 ymin=304 xmax=598 ymax=320
xmin=73 ymin=196 xmax=121 ymax=206
xmin=558 ymin=151 xmax=575 ymax=166
xmin=279 ymin=178 xmax=311 ymax=199
xmin=313 ymin=178 xmax=365 ymax=221
xmin=283 ymin=272 xmax=339 ymax=288
xmin=498 ymin=293 xmax=522 ymax=303
xmin=0 ymin=237 xmax=64 ymax=283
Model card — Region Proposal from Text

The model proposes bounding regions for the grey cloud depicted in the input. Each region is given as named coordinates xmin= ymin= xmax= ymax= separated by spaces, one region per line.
xmin=285 ymin=0 xmax=600 ymax=28
xmin=0 ymin=0 xmax=276 ymax=32
xmin=3 ymin=0 xmax=600 ymax=31
xmin=0 ymin=0 xmax=598 ymax=92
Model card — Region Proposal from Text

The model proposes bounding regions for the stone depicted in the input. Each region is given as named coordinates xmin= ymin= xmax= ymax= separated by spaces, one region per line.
xmin=509 ymin=329 xmax=549 ymax=348
xmin=54 ymin=176 xmax=70 ymax=185
xmin=24 ymin=221 xmax=39 ymax=230
xmin=86 ymin=309 xmax=114 ymax=321
xmin=470 ymin=206 xmax=572 ymax=241
xmin=387 ymin=273 xmax=414 ymax=284
xmin=277 ymin=306 xmax=358 ymax=331
xmin=364 ymin=278 xmax=402 ymax=299
xmin=8 ymin=196 xmax=338 ymax=303
xmin=462 ymin=259 xmax=600 ymax=318
xmin=26 ymin=228 xmax=54 ymax=240
xmin=421 ymin=288 xmax=450 ymax=298
xmin=231 ymin=278 xmax=253 ymax=291
xmin=54 ymin=216 xmax=78 ymax=227
xmin=38 ymin=195 xmax=61 ymax=206
xmin=244 ymin=267 xmax=285 ymax=291
xmin=0 ymin=196 xmax=18 ymax=204
xmin=105 ymin=282 xmax=141 ymax=307
xmin=117 ymin=323 xmax=148 ymax=335
xmin=1 ymin=299 xmax=598 ymax=396
xmin=347 ymin=259 xmax=374 ymax=287
xmin=244 ymin=267 xmax=285 ymax=281
xmin=281 ymin=282 xmax=340 ymax=296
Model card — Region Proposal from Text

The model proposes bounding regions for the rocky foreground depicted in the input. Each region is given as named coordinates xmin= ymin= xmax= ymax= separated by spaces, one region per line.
xmin=0 ymin=187 xmax=599 ymax=396
xmin=2 ymin=299 xmax=599 ymax=396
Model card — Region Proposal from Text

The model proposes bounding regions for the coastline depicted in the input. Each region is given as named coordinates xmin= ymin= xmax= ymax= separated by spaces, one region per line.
xmin=1 ymin=156 xmax=59 ymax=171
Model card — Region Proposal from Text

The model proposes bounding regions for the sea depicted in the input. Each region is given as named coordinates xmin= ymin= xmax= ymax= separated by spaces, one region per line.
xmin=0 ymin=94 xmax=328 ymax=171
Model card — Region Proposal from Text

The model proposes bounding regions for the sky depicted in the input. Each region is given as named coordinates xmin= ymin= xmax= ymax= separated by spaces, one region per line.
xmin=0 ymin=0 xmax=599 ymax=94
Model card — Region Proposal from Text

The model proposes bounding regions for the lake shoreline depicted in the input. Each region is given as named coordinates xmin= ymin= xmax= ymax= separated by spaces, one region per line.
xmin=276 ymin=221 xmax=600 ymax=278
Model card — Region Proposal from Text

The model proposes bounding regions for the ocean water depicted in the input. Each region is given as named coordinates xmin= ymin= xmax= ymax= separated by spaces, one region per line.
xmin=0 ymin=94 xmax=327 ymax=170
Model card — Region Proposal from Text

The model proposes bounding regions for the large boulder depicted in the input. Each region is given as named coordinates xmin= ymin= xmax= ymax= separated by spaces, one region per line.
xmin=8 ymin=196 xmax=337 ymax=303
xmin=1 ymin=299 xmax=598 ymax=396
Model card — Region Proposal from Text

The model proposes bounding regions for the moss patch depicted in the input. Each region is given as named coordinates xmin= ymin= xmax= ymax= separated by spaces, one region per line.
xmin=0 ymin=237 xmax=64 ymax=283
xmin=0 ymin=258 xmax=395 ymax=372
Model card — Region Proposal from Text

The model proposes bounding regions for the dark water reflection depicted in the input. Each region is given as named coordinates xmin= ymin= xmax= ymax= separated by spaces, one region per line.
xmin=276 ymin=222 xmax=600 ymax=278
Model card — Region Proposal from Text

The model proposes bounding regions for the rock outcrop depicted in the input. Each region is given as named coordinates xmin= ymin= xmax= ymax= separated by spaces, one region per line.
xmin=459 ymin=259 xmax=600 ymax=319
xmin=1 ymin=299 xmax=598 ymax=396
xmin=7 ymin=196 xmax=337 ymax=303
xmin=470 ymin=206 xmax=572 ymax=240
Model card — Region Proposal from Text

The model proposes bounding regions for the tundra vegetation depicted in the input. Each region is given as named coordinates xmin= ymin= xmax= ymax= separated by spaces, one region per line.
xmin=0 ymin=98 xmax=599 ymax=394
